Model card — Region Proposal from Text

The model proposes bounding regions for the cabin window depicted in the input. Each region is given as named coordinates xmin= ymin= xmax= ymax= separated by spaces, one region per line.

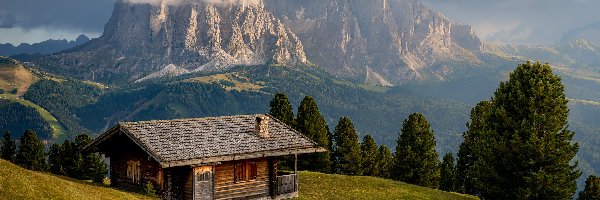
xmin=234 ymin=160 xmax=258 ymax=183
xmin=234 ymin=162 xmax=245 ymax=182
xmin=127 ymin=160 xmax=141 ymax=184
xmin=197 ymin=171 xmax=211 ymax=182
xmin=249 ymin=162 xmax=258 ymax=180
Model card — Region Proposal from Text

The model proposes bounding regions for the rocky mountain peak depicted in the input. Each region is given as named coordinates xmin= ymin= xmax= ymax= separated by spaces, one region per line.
xmin=40 ymin=0 xmax=308 ymax=82
xmin=35 ymin=0 xmax=483 ymax=85
xmin=265 ymin=0 xmax=483 ymax=85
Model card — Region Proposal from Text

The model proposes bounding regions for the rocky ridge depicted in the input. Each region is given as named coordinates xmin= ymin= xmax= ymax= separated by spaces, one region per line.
xmin=38 ymin=0 xmax=307 ymax=82
xmin=265 ymin=0 xmax=483 ymax=85
xmin=35 ymin=0 xmax=483 ymax=85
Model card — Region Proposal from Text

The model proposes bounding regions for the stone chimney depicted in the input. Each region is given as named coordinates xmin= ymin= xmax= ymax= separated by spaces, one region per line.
xmin=255 ymin=115 xmax=270 ymax=138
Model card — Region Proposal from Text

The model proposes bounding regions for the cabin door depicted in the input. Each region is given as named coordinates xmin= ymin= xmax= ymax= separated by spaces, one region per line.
xmin=193 ymin=166 xmax=214 ymax=200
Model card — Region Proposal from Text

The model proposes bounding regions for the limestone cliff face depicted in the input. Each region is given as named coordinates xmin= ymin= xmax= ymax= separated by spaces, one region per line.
xmin=41 ymin=0 xmax=307 ymax=82
xmin=264 ymin=0 xmax=482 ymax=85
xmin=36 ymin=0 xmax=483 ymax=85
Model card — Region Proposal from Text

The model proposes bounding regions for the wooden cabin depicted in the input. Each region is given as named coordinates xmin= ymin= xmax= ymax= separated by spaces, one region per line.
xmin=84 ymin=114 xmax=326 ymax=200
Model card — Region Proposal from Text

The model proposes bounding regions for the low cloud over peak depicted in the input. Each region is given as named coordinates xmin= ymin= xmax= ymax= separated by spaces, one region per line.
xmin=123 ymin=0 xmax=262 ymax=6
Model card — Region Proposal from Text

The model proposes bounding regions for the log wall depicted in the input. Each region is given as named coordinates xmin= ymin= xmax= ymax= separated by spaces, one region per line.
xmin=214 ymin=158 xmax=270 ymax=200
xmin=105 ymin=133 xmax=164 ymax=194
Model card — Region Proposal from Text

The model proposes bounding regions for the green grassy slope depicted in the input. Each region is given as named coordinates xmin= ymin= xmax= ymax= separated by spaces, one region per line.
xmin=0 ymin=159 xmax=475 ymax=200
xmin=0 ymin=94 xmax=67 ymax=141
xmin=297 ymin=171 xmax=478 ymax=200
xmin=0 ymin=159 xmax=152 ymax=200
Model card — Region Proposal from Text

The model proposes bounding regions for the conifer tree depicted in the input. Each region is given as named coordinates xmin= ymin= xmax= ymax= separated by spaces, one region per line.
xmin=393 ymin=113 xmax=440 ymax=188
xmin=456 ymin=101 xmax=492 ymax=194
xmin=61 ymin=140 xmax=81 ymax=178
xmin=269 ymin=93 xmax=296 ymax=127
xmin=1 ymin=131 xmax=16 ymax=162
xmin=470 ymin=62 xmax=580 ymax=199
xmin=332 ymin=117 xmax=362 ymax=175
xmin=361 ymin=135 xmax=379 ymax=176
xmin=578 ymin=175 xmax=600 ymax=200
xmin=440 ymin=153 xmax=457 ymax=192
xmin=48 ymin=143 xmax=64 ymax=175
xmin=15 ymin=130 xmax=47 ymax=171
xmin=74 ymin=134 xmax=107 ymax=183
xmin=296 ymin=96 xmax=331 ymax=173
xmin=375 ymin=145 xmax=393 ymax=179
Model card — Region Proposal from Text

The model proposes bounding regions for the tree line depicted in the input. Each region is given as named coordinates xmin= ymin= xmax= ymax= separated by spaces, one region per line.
xmin=270 ymin=93 xmax=444 ymax=188
xmin=269 ymin=62 xmax=600 ymax=199
xmin=0 ymin=130 xmax=106 ymax=183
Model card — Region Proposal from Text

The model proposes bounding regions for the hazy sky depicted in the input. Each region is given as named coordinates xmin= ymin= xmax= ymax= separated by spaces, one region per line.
xmin=421 ymin=0 xmax=600 ymax=45
xmin=1 ymin=0 xmax=599 ymax=45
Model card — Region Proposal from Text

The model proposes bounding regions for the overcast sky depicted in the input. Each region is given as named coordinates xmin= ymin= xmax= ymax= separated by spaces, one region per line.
xmin=421 ymin=0 xmax=600 ymax=45
xmin=1 ymin=0 xmax=599 ymax=45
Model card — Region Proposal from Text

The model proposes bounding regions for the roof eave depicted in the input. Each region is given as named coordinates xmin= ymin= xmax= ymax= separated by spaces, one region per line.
xmin=160 ymin=147 xmax=327 ymax=168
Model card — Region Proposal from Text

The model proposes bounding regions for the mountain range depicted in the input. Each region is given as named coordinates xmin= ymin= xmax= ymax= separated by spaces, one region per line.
xmin=0 ymin=35 xmax=89 ymax=57
xmin=33 ymin=0 xmax=483 ymax=85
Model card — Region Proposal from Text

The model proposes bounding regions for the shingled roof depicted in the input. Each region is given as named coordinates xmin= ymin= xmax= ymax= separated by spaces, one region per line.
xmin=85 ymin=114 xmax=326 ymax=168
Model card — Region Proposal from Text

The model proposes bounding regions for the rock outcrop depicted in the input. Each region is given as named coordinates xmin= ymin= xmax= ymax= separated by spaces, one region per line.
xmin=264 ymin=0 xmax=483 ymax=85
xmin=38 ymin=0 xmax=307 ymax=82
xmin=35 ymin=0 xmax=483 ymax=85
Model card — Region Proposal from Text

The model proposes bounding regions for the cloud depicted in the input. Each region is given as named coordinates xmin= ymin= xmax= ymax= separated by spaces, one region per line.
xmin=421 ymin=0 xmax=600 ymax=44
xmin=0 ymin=12 xmax=17 ymax=28
xmin=123 ymin=0 xmax=262 ymax=6
xmin=0 ymin=0 xmax=114 ymax=32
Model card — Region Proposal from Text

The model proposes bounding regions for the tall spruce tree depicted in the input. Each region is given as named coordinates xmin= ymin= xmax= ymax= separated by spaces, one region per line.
xmin=1 ymin=131 xmax=16 ymax=162
xmin=470 ymin=62 xmax=580 ymax=199
xmin=361 ymin=135 xmax=379 ymax=176
xmin=332 ymin=117 xmax=362 ymax=175
xmin=440 ymin=153 xmax=457 ymax=192
xmin=15 ymin=130 xmax=47 ymax=171
xmin=393 ymin=113 xmax=440 ymax=188
xmin=74 ymin=134 xmax=107 ymax=182
xmin=296 ymin=96 xmax=331 ymax=173
xmin=269 ymin=93 xmax=296 ymax=127
xmin=48 ymin=143 xmax=64 ymax=175
xmin=375 ymin=145 xmax=393 ymax=179
xmin=578 ymin=175 xmax=600 ymax=200
xmin=456 ymin=101 xmax=492 ymax=194
xmin=61 ymin=140 xmax=81 ymax=178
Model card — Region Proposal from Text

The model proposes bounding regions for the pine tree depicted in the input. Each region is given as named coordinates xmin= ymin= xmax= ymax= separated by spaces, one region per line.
xmin=269 ymin=93 xmax=296 ymax=127
xmin=296 ymin=96 xmax=331 ymax=173
xmin=61 ymin=140 xmax=81 ymax=178
xmin=470 ymin=62 xmax=580 ymax=199
xmin=578 ymin=175 xmax=600 ymax=200
xmin=375 ymin=145 xmax=393 ymax=179
xmin=15 ymin=130 xmax=47 ymax=171
xmin=74 ymin=134 xmax=107 ymax=182
xmin=332 ymin=117 xmax=362 ymax=175
xmin=456 ymin=101 xmax=492 ymax=194
xmin=393 ymin=113 xmax=440 ymax=188
xmin=48 ymin=143 xmax=64 ymax=175
xmin=440 ymin=153 xmax=457 ymax=192
xmin=361 ymin=135 xmax=379 ymax=176
xmin=1 ymin=131 xmax=16 ymax=162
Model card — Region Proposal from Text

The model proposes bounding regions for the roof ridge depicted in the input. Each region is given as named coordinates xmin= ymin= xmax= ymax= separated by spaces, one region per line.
xmin=120 ymin=114 xmax=262 ymax=124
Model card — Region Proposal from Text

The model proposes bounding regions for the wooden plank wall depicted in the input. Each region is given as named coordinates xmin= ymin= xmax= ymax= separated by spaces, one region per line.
xmin=165 ymin=166 xmax=193 ymax=200
xmin=105 ymin=133 xmax=163 ymax=194
xmin=214 ymin=158 xmax=270 ymax=200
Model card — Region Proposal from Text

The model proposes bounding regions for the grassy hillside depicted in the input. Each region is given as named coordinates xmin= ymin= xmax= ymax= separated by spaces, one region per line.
xmin=298 ymin=171 xmax=477 ymax=200
xmin=0 ymin=57 xmax=67 ymax=140
xmin=0 ymin=56 xmax=38 ymax=96
xmin=0 ymin=159 xmax=475 ymax=200
xmin=0 ymin=95 xmax=67 ymax=140
xmin=0 ymin=159 xmax=151 ymax=200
